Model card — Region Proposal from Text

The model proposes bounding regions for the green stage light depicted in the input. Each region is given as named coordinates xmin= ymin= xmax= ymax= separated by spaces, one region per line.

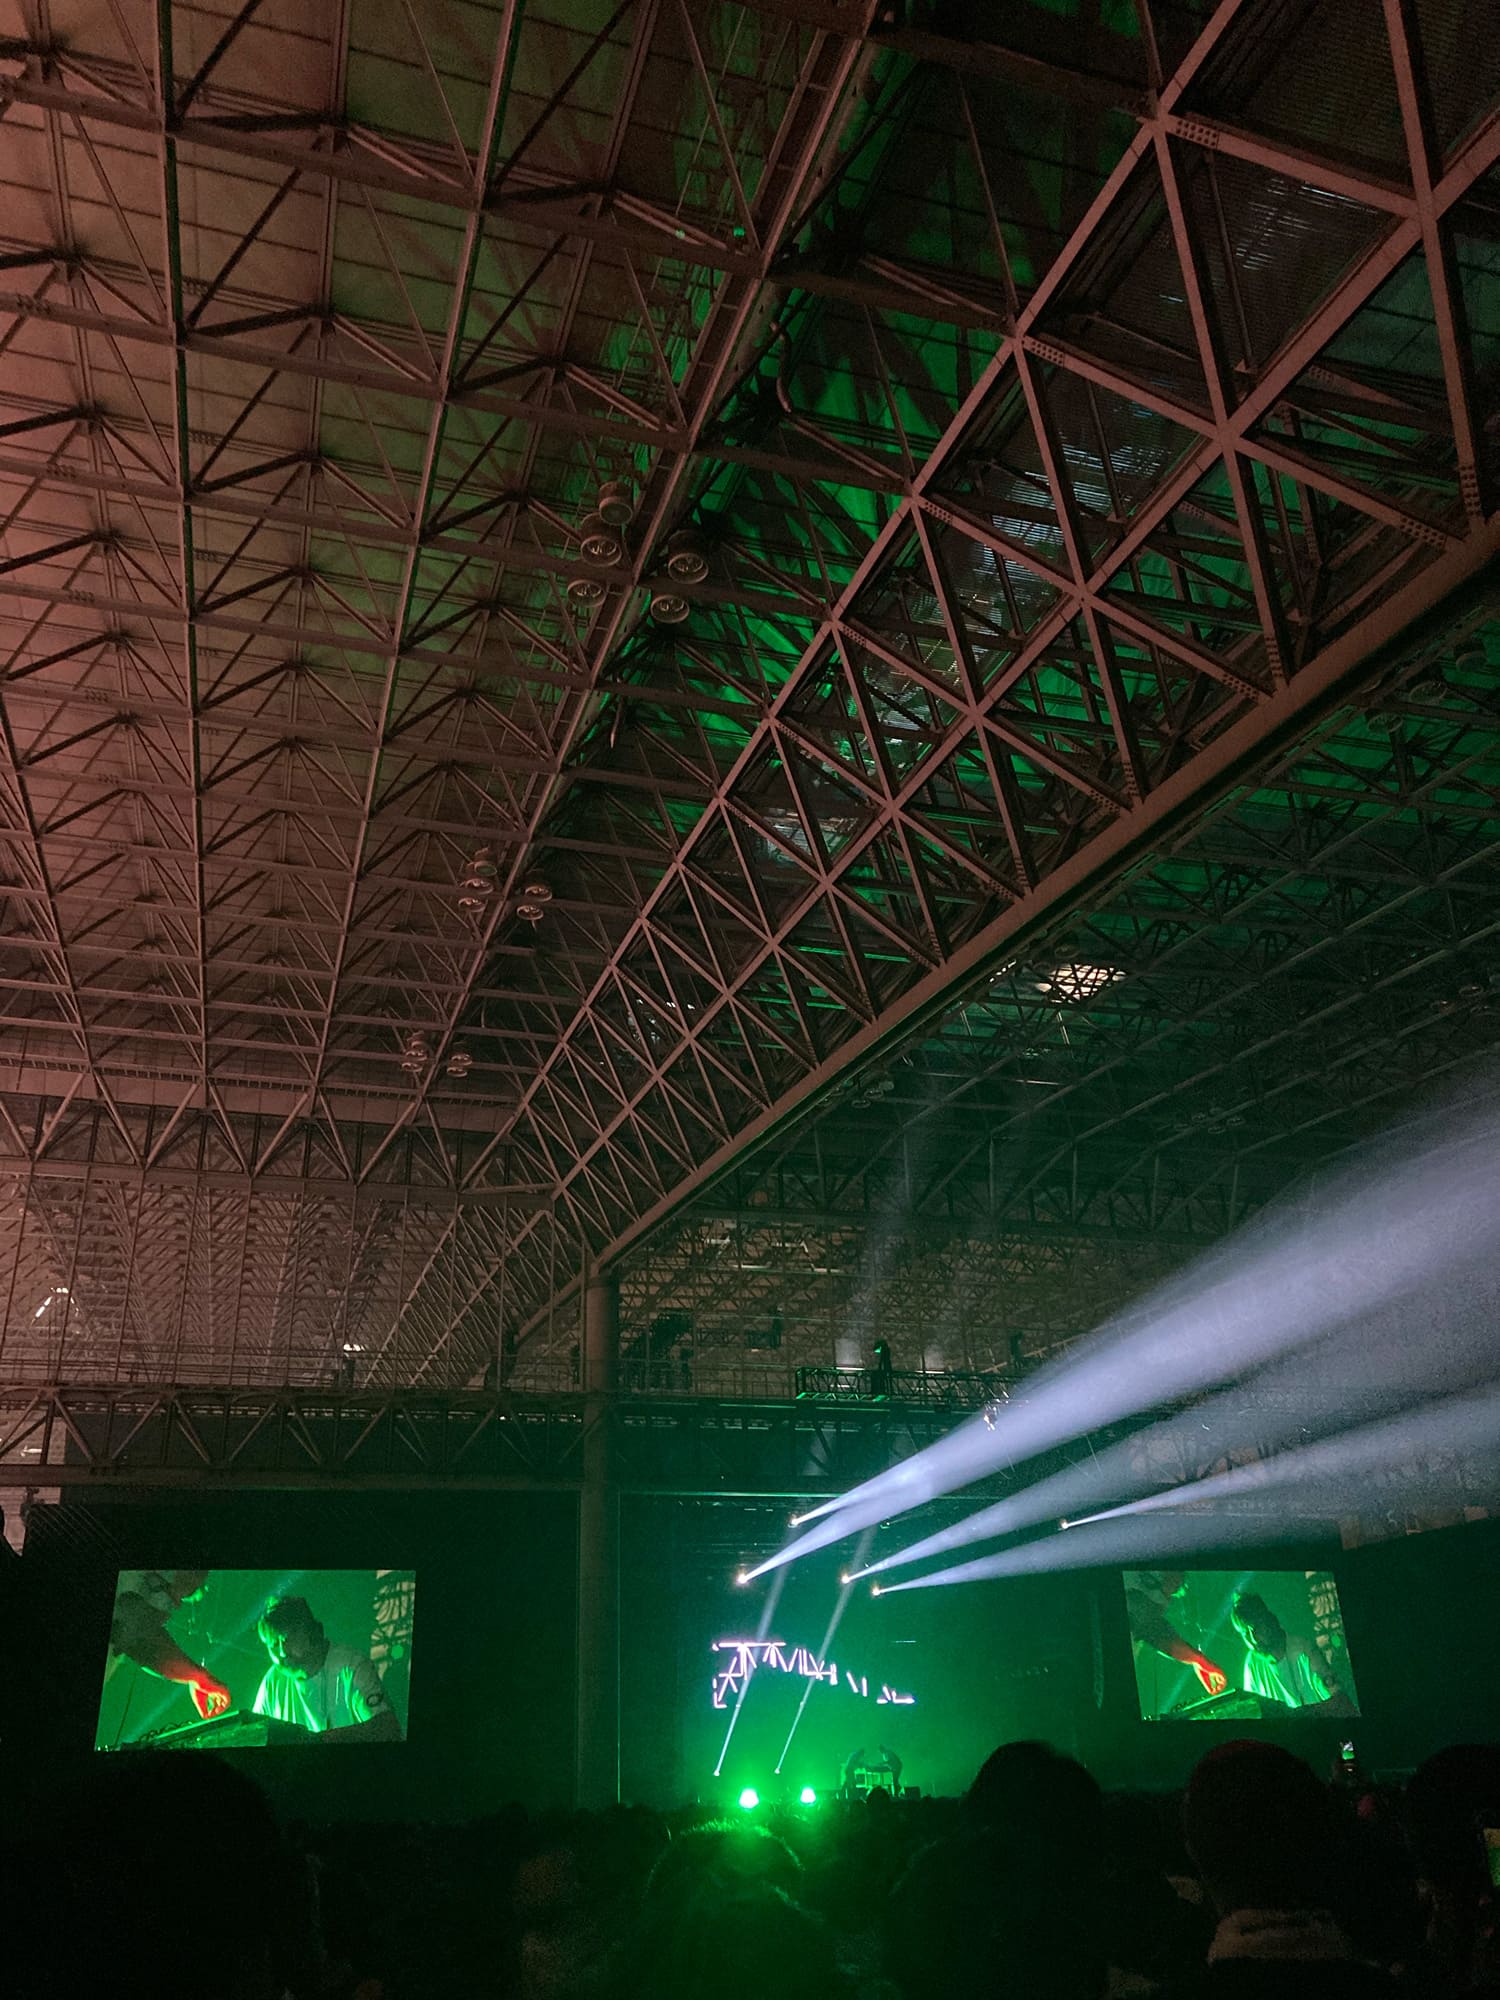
xmin=799 ymin=1786 xmax=817 ymax=1805
xmin=738 ymin=1786 xmax=760 ymax=1809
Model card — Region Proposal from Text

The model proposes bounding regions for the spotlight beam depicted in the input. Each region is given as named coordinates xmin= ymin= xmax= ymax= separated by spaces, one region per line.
xmin=851 ymin=1446 xmax=1143 ymax=1582
xmin=875 ymin=1509 xmax=1301 ymax=1592
xmin=853 ymin=1288 xmax=1497 ymax=1585
xmin=878 ymin=1380 xmax=1500 ymax=1592
xmin=773 ymin=1528 xmax=873 ymax=1776
xmin=757 ymin=1083 xmax=1500 ymax=1575
xmin=1076 ymin=1379 xmax=1500 ymax=1531
xmin=713 ymin=1565 xmax=787 ymax=1778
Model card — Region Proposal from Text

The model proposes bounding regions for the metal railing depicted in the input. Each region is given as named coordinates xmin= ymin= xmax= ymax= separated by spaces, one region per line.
xmin=503 ymin=1355 xmax=1011 ymax=1406
xmin=793 ymin=1365 xmax=1008 ymax=1410
xmin=0 ymin=1380 xmax=985 ymax=1491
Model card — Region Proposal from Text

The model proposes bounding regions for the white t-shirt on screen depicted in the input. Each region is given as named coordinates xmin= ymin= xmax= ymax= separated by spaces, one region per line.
xmin=1243 ymin=1637 xmax=1330 ymax=1709
xmin=252 ymin=1645 xmax=391 ymax=1734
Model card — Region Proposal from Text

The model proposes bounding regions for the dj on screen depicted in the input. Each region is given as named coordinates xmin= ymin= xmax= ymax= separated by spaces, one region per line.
xmin=1231 ymin=1590 xmax=1351 ymax=1713
xmin=106 ymin=1569 xmax=232 ymax=1721
xmin=1125 ymin=1571 xmax=1229 ymax=1696
xmin=252 ymin=1594 xmax=402 ymax=1743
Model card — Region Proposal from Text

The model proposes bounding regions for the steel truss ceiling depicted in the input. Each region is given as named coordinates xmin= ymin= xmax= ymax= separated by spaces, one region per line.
xmin=613 ymin=615 xmax=1500 ymax=1381
xmin=0 ymin=0 xmax=1498 ymax=1387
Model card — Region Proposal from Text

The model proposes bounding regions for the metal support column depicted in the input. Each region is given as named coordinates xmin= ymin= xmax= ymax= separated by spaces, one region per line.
xmin=574 ymin=1269 xmax=620 ymax=1807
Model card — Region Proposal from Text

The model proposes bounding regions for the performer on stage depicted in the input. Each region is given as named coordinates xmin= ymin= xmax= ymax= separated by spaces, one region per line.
xmin=252 ymin=1594 xmax=401 ymax=1742
xmin=107 ymin=1569 xmax=232 ymax=1721
xmin=1231 ymin=1591 xmax=1345 ymax=1711
xmin=1125 ymin=1571 xmax=1229 ymax=1698
xmin=843 ymin=1743 xmax=903 ymax=1795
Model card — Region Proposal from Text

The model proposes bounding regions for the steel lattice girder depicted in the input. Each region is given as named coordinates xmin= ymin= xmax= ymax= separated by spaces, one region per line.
xmin=598 ymin=619 xmax=1500 ymax=1378
xmin=0 ymin=1377 xmax=1021 ymax=1495
xmin=450 ymin=3 xmax=1500 ymax=1355
xmin=0 ymin=0 xmax=1497 ymax=1388
xmin=5 ymin=1383 xmax=1489 ymax=1536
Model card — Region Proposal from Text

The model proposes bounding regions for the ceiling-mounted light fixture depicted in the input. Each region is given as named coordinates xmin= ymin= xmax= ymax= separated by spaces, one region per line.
xmin=596 ymin=478 xmax=636 ymax=526
xmin=446 ymin=1049 xmax=473 ymax=1079
xmin=457 ymin=846 xmax=497 ymax=913
xmin=400 ymin=1030 xmax=430 ymax=1073
xmin=1039 ymin=961 xmax=1121 ymax=1003
xmin=517 ymin=881 xmax=553 ymax=926
xmin=579 ymin=512 xmax=625 ymax=565
xmin=1404 ymin=650 xmax=1448 ymax=699
xmin=567 ymin=576 xmax=606 ymax=605
xmin=649 ymin=591 xmax=690 ymax=625
xmin=664 ymin=528 xmax=710 ymax=582
xmin=1451 ymin=635 xmax=1487 ymax=673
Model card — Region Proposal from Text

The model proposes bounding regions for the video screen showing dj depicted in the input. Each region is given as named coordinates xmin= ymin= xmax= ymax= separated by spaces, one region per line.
xmin=95 ymin=1568 xmax=415 ymax=1750
xmin=1125 ymin=1568 xmax=1360 ymax=1722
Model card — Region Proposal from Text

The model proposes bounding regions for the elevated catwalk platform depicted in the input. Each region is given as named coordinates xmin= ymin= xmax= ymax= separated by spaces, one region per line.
xmin=0 ymin=1375 xmax=1017 ymax=1496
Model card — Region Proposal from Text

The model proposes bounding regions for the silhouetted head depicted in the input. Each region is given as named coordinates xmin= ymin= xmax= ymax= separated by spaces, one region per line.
xmin=17 ymin=1753 xmax=306 ymax=2000
xmin=1406 ymin=1742 xmax=1500 ymax=1895
xmin=966 ymin=1739 xmax=1104 ymax=1867
xmin=625 ymin=1877 xmax=843 ymax=2000
xmin=888 ymin=1832 xmax=1105 ymax=2000
xmin=1185 ymin=1740 xmax=1337 ymax=1914
xmin=641 ymin=1821 xmax=802 ymax=1918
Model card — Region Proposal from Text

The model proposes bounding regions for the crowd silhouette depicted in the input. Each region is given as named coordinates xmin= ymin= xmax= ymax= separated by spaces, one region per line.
xmin=10 ymin=1732 xmax=1499 ymax=2000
